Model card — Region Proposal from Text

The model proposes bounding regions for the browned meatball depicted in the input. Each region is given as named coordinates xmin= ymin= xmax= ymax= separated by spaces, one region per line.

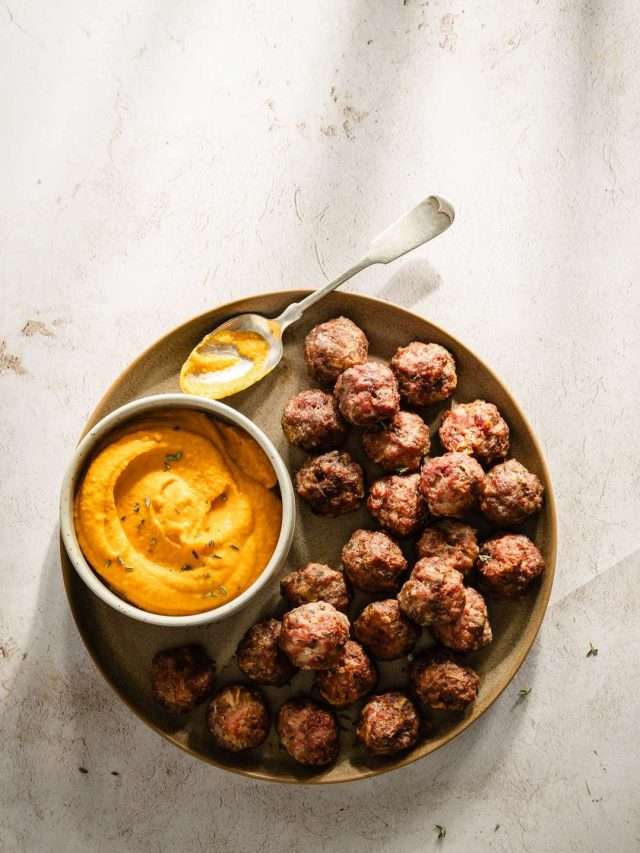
xmin=439 ymin=400 xmax=509 ymax=464
xmin=276 ymin=698 xmax=339 ymax=766
xmin=397 ymin=558 xmax=465 ymax=626
xmin=341 ymin=529 xmax=407 ymax=593
xmin=367 ymin=472 xmax=426 ymax=536
xmin=151 ymin=644 xmax=216 ymax=715
xmin=279 ymin=601 xmax=350 ymax=670
xmin=236 ymin=619 xmax=297 ymax=686
xmin=353 ymin=599 xmax=420 ymax=660
xmin=431 ymin=587 xmax=492 ymax=653
xmin=281 ymin=389 xmax=347 ymax=452
xmin=304 ymin=316 xmax=369 ymax=385
xmin=314 ymin=640 xmax=378 ymax=707
xmin=477 ymin=533 xmax=545 ymax=598
xmin=419 ymin=453 xmax=484 ymax=518
xmin=479 ymin=459 xmax=544 ymax=526
xmin=334 ymin=361 xmax=400 ymax=426
xmin=206 ymin=685 xmax=270 ymax=751
xmin=390 ymin=341 xmax=457 ymax=406
xmin=280 ymin=563 xmax=351 ymax=612
xmin=416 ymin=520 xmax=479 ymax=576
xmin=362 ymin=411 xmax=430 ymax=472
xmin=356 ymin=692 xmax=420 ymax=756
xmin=294 ymin=450 xmax=365 ymax=517
xmin=410 ymin=651 xmax=480 ymax=711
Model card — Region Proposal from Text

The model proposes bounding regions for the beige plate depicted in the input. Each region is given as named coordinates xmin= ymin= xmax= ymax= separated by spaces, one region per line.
xmin=60 ymin=290 xmax=557 ymax=784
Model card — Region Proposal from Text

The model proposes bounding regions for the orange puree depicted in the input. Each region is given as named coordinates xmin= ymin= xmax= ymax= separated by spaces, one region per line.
xmin=74 ymin=410 xmax=281 ymax=615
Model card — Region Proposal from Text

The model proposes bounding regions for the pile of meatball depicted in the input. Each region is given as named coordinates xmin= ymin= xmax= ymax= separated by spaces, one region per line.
xmin=150 ymin=316 xmax=546 ymax=768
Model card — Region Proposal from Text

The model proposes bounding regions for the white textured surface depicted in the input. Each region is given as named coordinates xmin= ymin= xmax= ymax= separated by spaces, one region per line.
xmin=2 ymin=1 xmax=640 ymax=851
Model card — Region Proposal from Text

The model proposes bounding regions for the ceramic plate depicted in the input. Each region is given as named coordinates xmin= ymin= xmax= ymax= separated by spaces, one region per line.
xmin=60 ymin=290 xmax=556 ymax=784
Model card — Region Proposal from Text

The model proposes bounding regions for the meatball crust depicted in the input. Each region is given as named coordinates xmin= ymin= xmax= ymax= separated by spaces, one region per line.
xmin=367 ymin=472 xmax=426 ymax=537
xmin=315 ymin=640 xmax=378 ymax=707
xmin=341 ymin=528 xmax=408 ymax=593
xmin=356 ymin=692 xmax=420 ymax=756
xmin=281 ymin=389 xmax=347 ymax=452
xmin=304 ymin=316 xmax=369 ymax=386
xmin=397 ymin=558 xmax=465 ymax=627
xmin=206 ymin=685 xmax=270 ymax=752
xmin=294 ymin=450 xmax=365 ymax=517
xmin=431 ymin=587 xmax=492 ymax=653
xmin=151 ymin=644 xmax=216 ymax=715
xmin=362 ymin=411 xmax=431 ymax=473
xmin=417 ymin=520 xmax=479 ymax=576
xmin=477 ymin=533 xmax=545 ymax=598
xmin=236 ymin=619 xmax=297 ymax=686
xmin=479 ymin=459 xmax=544 ymax=526
xmin=410 ymin=651 xmax=480 ymax=711
xmin=390 ymin=341 xmax=457 ymax=406
xmin=279 ymin=601 xmax=350 ymax=670
xmin=276 ymin=698 xmax=339 ymax=766
xmin=334 ymin=361 xmax=400 ymax=426
xmin=419 ymin=453 xmax=484 ymax=518
xmin=439 ymin=400 xmax=510 ymax=464
xmin=353 ymin=599 xmax=420 ymax=660
xmin=280 ymin=563 xmax=351 ymax=612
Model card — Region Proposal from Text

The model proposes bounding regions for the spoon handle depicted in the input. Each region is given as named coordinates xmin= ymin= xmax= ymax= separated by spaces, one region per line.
xmin=276 ymin=194 xmax=454 ymax=331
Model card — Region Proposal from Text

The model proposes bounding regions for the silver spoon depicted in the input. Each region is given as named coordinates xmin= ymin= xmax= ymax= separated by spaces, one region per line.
xmin=180 ymin=194 xmax=454 ymax=399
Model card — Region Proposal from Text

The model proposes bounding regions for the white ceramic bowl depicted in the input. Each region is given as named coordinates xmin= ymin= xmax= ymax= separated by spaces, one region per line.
xmin=60 ymin=393 xmax=296 ymax=628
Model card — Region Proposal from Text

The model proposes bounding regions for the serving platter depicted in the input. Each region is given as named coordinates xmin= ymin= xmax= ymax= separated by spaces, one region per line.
xmin=60 ymin=289 xmax=556 ymax=784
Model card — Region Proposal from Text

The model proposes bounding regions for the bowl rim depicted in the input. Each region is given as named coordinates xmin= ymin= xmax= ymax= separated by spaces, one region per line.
xmin=59 ymin=392 xmax=296 ymax=628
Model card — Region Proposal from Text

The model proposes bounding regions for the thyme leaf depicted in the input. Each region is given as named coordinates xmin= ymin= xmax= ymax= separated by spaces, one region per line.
xmin=163 ymin=450 xmax=183 ymax=471
xmin=586 ymin=643 xmax=598 ymax=658
xmin=434 ymin=825 xmax=446 ymax=840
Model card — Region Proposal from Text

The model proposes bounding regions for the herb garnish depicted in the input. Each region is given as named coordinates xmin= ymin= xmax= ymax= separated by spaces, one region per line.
xmin=163 ymin=450 xmax=183 ymax=471
xmin=104 ymin=559 xmax=112 ymax=568
xmin=494 ymin=824 xmax=500 ymax=832
xmin=124 ymin=566 xmax=134 ymax=573
xmin=217 ymin=585 xmax=228 ymax=595
xmin=116 ymin=556 xmax=124 ymax=565
xmin=434 ymin=825 xmax=446 ymax=841
xmin=192 ymin=549 xmax=199 ymax=560
xmin=397 ymin=467 xmax=410 ymax=474
xmin=120 ymin=516 xmax=126 ymax=522
xmin=180 ymin=564 xmax=194 ymax=572
xmin=133 ymin=502 xmax=140 ymax=513
xmin=586 ymin=643 xmax=598 ymax=657
xmin=213 ymin=554 xmax=222 ymax=560
xmin=207 ymin=540 xmax=215 ymax=548
xmin=230 ymin=544 xmax=240 ymax=551
xmin=477 ymin=553 xmax=491 ymax=563
xmin=79 ymin=767 xmax=89 ymax=775
xmin=518 ymin=688 xmax=532 ymax=699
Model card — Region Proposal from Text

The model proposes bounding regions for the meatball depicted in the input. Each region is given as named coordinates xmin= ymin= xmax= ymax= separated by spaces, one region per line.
xmin=390 ymin=341 xmax=457 ymax=406
xmin=356 ymin=692 xmax=420 ymax=756
xmin=439 ymin=400 xmax=510 ymax=464
xmin=341 ymin=528 xmax=407 ymax=593
xmin=362 ymin=411 xmax=430 ymax=472
xmin=276 ymin=698 xmax=339 ymax=766
xmin=431 ymin=587 xmax=492 ymax=653
xmin=304 ymin=316 xmax=369 ymax=385
xmin=334 ymin=361 xmax=400 ymax=426
xmin=410 ymin=652 xmax=480 ymax=711
xmin=417 ymin=520 xmax=479 ymax=576
xmin=236 ymin=619 xmax=297 ymax=686
xmin=397 ymin=558 xmax=465 ymax=627
xmin=206 ymin=685 xmax=270 ymax=751
xmin=367 ymin=473 xmax=426 ymax=537
xmin=294 ymin=450 xmax=365 ymax=517
xmin=279 ymin=601 xmax=350 ymax=670
xmin=151 ymin=644 xmax=216 ymax=715
xmin=477 ymin=533 xmax=545 ymax=598
xmin=281 ymin=389 xmax=347 ymax=452
xmin=353 ymin=599 xmax=420 ymax=660
xmin=281 ymin=563 xmax=351 ymax=612
xmin=315 ymin=640 xmax=378 ymax=707
xmin=419 ymin=453 xmax=484 ymax=518
xmin=479 ymin=459 xmax=544 ymax=526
